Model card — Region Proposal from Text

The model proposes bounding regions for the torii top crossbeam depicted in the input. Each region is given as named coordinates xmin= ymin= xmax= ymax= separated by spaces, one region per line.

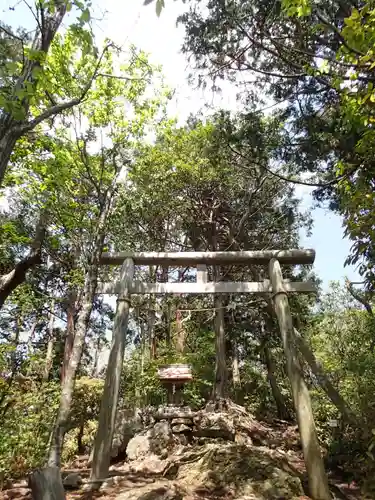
xmin=100 ymin=249 xmax=315 ymax=266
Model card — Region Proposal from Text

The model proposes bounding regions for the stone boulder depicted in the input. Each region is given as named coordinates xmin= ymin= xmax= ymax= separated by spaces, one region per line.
xmin=111 ymin=408 xmax=144 ymax=458
xmin=175 ymin=442 xmax=304 ymax=499
xmin=126 ymin=421 xmax=174 ymax=461
xmin=130 ymin=454 xmax=170 ymax=475
xmin=62 ymin=472 xmax=83 ymax=488
xmin=193 ymin=400 xmax=269 ymax=445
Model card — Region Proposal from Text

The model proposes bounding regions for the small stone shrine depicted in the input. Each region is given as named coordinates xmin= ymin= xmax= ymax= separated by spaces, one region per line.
xmin=157 ymin=364 xmax=192 ymax=406
xmin=156 ymin=364 xmax=194 ymax=437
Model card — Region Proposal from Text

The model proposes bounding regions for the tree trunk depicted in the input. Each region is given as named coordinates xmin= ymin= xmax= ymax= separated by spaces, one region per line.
xmin=175 ymin=309 xmax=186 ymax=354
xmin=47 ymin=173 xmax=119 ymax=467
xmin=161 ymin=266 xmax=170 ymax=347
xmin=61 ymin=291 xmax=77 ymax=382
xmin=232 ymin=338 xmax=241 ymax=387
xmin=27 ymin=318 xmax=39 ymax=356
xmin=47 ymin=265 xmax=98 ymax=467
xmin=148 ymin=296 xmax=156 ymax=359
xmin=212 ymin=294 xmax=227 ymax=400
xmin=28 ymin=466 xmax=65 ymax=500
xmin=90 ymin=258 xmax=134 ymax=488
xmin=263 ymin=345 xmax=291 ymax=420
xmin=91 ymin=335 xmax=101 ymax=378
xmin=0 ymin=132 xmax=19 ymax=187
xmin=10 ymin=313 xmax=22 ymax=376
xmin=293 ymin=327 xmax=360 ymax=427
xmin=269 ymin=258 xmax=330 ymax=500
xmin=44 ymin=301 xmax=55 ymax=381
xmin=0 ymin=213 xmax=46 ymax=308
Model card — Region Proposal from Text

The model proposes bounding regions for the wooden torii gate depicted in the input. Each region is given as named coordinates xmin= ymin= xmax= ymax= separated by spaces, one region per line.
xmin=90 ymin=249 xmax=330 ymax=500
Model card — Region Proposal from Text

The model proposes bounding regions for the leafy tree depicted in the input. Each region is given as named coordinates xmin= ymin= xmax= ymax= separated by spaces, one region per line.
xmin=0 ymin=0 xmax=108 ymax=186
xmin=177 ymin=0 xmax=375 ymax=291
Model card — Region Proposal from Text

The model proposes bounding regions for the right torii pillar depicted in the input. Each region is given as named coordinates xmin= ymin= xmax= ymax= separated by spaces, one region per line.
xmin=269 ymin=259 xmax=331 ymax=500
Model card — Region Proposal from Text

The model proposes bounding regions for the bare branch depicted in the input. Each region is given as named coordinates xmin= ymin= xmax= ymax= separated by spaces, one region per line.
xmin=0 ymin=24 xmax=26 ymax=44
xmin=22 ymin=0 xmax=43 ymax=34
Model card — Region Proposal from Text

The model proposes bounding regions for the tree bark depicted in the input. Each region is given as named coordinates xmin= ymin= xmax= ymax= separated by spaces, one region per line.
xmin=212 ymin=294 xmax=228 ymax=400
xmin=0 ymin=213 xmax=46 ymax=308
xmin=44 ymin=300 xmax=55 ymax=381
xmin=232 ymin=338 xmax=241 ymax=387
xmin=175 ymin=309 xmax=187 ymax=354
xmin=61 ymin=291 xmax=77 ymax=382
xmin=91 ymin=335 xmax=101 ymax=378
xmin=148 ymin=295 xmax=156 ymax=359
xmin=29 ymin=466 xmax=65 ymax=500
xmin=90 ymin=258 xmax=134 ymax=488
xmin=269 ymin=258 xmax=330 ymax=500
xmin=293 ymin=327 xmax=360 ymax=427
xmin=47 ymin=265 xmax=98 ymax=467
xmin=263 ymin=345 xmax=291 ymax=421
xmin=47 ymin=173 xmax=118 ymax=467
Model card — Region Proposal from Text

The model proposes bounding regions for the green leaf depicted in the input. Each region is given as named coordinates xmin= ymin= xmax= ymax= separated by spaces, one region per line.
xmin=81 ymin=8 xmax=91 ymax=22
xmin=155 ymin=0 xmax=165 ymax=17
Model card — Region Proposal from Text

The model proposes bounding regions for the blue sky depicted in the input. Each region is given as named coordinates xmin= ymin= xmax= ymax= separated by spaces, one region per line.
xmin=1 ymin=0 xmax=361 ymax=289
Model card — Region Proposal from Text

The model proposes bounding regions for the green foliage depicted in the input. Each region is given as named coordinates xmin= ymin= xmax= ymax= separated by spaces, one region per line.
xmin=179 ymin=0 xmax=375 ymax=290
xmin=0 ymin=376 xmax=103 ymax=478
xmin=0 ymin=376 xmax=60 ymax=479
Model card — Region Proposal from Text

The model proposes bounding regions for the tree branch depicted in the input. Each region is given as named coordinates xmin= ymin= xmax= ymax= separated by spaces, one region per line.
xmin=227 ymin=143 xmax=358 ymax=188
xmin=19 ymin=43 xmax=114 ymax=134
xmin=345 ymin=278 xmax=373 ymax=316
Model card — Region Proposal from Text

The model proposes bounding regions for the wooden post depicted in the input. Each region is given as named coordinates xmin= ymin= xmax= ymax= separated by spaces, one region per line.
xmin=29 ymin=466 xmax=66 ymax=500
xmin=269 ymin=259 xmax=330 ymax=500
xmin=197 ymin=264 xmax=208 ymax=283
xmin=90 ymin=258 xmax=134 ymax=489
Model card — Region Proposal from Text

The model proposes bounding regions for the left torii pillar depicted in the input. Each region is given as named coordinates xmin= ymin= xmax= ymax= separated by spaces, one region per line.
xmin=90 ymin=258 xmax=134 ymax=489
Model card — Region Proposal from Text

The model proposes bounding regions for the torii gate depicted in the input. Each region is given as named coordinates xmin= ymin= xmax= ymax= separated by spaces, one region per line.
xmin=90 ymin=249 xmax=330 ymax=500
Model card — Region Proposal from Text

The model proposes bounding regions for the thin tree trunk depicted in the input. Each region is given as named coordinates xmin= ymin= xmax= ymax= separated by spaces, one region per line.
xmin=232 ymin=338 xmax=241 ymax=387
xmin=90 ymin=258 xmax=134 ymax=488
xmin=91 ymin=336 xmax=101 ymax=378
xmin=269 ymin=258 xmax=330 ymax=500
xmin=175 ymin=268 xmax=186 ymax=353
xmin=161 ymin=266 xmax=170 ymax=347
xmin=61 ymin=291 xmax=77 ymax=382
xmin=10 ymin=313 xmax=22 ymax=377
xmin=47 ymin=265 xmax=98 ymax=467
xmin=44 ymin=300 xmax=55 ymax=381
xmin=47 ymin=172 xmax=119 ymax=467
xmin=148 ymin=295 xmax=156 ymax=359
xmin=27 ymin=318 xmax=39 ymax=356
xmin=293 ymin=327 xmax=360 ymax=427
xmin=263 ymin=345 xmax=291 ymax=420
xmin=212 ymin=294 xmax=227 ymax=400
xmin=175 ymin=308 xmax=186 ymax=354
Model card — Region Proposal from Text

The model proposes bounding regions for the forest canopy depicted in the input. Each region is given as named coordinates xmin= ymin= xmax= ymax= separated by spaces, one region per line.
xmin=0 ymin=1 xmax=375 ymax=499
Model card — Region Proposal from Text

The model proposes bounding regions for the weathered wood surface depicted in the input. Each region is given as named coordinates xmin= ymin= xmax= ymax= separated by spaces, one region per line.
xmin=29 ymin=466 xmax=66 ymax=500
xmin=197 ymin=264 xmax=208 ymax=283
xmin=97 ymin=280 xmax=316 ymax=295
xmin=158 ymin=364 xmax=193 ymax=381
xmin=90 ymin=258 xmax=134 ymax=489
xmin=100 ymin=249 xmax=315 ymax=266
xmin=269 ymin=258 xmax=331 ymax=500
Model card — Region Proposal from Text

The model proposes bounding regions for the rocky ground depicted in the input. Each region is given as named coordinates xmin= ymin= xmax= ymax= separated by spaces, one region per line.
xmin=0 ymin=401 xmax=367 ymax=500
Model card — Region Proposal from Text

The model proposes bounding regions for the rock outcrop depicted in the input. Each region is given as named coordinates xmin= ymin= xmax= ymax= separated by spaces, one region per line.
xmin=126 ymin=421 xmax=174 ymax=460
